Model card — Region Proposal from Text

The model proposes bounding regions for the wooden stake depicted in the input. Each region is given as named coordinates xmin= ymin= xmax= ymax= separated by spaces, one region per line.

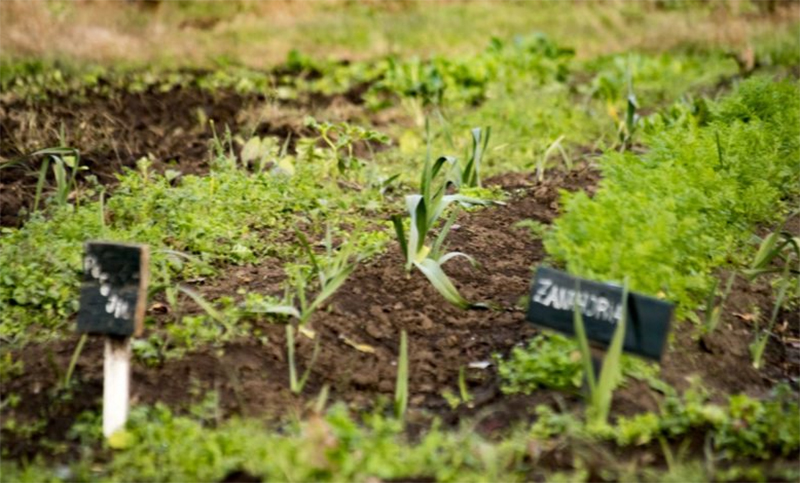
xmin=103 ymin=337 xmax=131 ymax=438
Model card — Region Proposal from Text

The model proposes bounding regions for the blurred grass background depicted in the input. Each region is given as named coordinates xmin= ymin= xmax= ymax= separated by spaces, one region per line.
xmin=1 ymin=0 xmax=798 ymax=68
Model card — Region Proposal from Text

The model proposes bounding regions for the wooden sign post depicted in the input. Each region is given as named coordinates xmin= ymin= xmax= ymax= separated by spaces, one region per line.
xmin=78 ymin=241 xmax=149 ymax=438
xmin=527 ymin=266 xmax=673 ymax=361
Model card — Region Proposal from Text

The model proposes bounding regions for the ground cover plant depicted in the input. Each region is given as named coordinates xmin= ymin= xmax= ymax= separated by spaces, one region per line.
xmin=1 ymin=1 xmax=800 ymax=482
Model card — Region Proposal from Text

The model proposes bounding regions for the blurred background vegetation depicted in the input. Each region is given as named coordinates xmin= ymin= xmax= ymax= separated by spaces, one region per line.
xmin=1 ymin=0 xmax=797 ymax=69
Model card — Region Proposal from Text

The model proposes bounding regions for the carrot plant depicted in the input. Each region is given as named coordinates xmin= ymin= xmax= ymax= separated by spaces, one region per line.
xmin=546 ymin=77 xmax=800 ymax=317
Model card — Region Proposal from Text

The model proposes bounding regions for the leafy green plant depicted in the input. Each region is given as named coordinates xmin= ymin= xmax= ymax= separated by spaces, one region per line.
xmin=497 ymin=333 xmax=583 ymax=394
xmin=546 ymin=77 xmax=800 ymax=319
xmin=574 ymin=281 xmax=628 ymax=430
xmin=304 ymin=117 xmax=390 ymax=175
xmin=615 ymin=382 xmax=800 ymax=459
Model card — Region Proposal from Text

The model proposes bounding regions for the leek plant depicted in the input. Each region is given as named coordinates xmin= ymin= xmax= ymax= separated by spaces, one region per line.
xmin=286 ymin=324 xmax=321 ymax=394
xmin=573 ymin=280 xmax=629 ymax=430
xmin=395 ymin=330 xmax=409 ymax=419
xmin=445 ymin=126 xmax=491 ymax=189
xmin=293 ymin=228 xmax=360 ymax=324
xmin=700 ymin=273 xmax=736 ymax=336
xmin=536 ymin=134 xmax=571 ymax=182
xmin=32 ymin=147 xmax=84 ymax=210
xmin=246 ymin=229 xmax=361 ymax=393
xmin=392 ymin=148 xmax=488 ymax=308
xmin=745 ymin=226 xmax=800 ymax=369
xmin=618 ymin=57 xmax=638 ymax=152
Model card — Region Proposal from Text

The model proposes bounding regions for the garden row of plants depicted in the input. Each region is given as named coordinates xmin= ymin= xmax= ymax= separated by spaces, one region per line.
xmin=1 ymin=28 xmax=799 ymax=479
xmin=2 ymin=68 xmax=798 ymax=481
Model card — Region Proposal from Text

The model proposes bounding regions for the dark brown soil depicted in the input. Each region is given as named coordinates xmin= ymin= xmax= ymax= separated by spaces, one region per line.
xmin=3 ymin=166 xmax=798 ymax=463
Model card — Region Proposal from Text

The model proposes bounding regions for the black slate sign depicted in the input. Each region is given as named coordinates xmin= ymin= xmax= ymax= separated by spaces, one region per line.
xmin=78 ymin=242 xmax=149 ymax=337
xmin=527 ymin=266 xmax=673 ymax=361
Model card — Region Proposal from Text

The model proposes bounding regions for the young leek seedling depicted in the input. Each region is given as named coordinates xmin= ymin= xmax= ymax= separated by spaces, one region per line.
xmin=392 ymin=143 xmax=488 ymax=308
xmin=395 ymin=330 xmax=409 ymax=419
xmin=574 ymin=280 xmax=629 ymax=430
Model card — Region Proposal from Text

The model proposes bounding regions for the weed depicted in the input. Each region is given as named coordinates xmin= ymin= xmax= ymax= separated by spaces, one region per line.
xmin=304 ymin=117 xmax=390 ymax=176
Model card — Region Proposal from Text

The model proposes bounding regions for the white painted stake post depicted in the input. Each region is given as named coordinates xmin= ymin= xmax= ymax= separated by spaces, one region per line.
xmin=103 ymin=337 xmax=132 ymax=438
xmin=77 ymin=242 xmax=149 ymax=440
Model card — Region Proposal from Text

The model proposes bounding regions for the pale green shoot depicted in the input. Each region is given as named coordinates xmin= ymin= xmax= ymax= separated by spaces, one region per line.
xmin=395 ymin=330 xmax=409 ymax=419
xmin=294 ymin=228 xmax=359 ymax=324
xmin=574 ymin=280 xmax=629 ymax=430
xmin=32 ymin=147 xmax=85 ymax=208
xmin=287 ymin=324 xmax=322 ymax=394
xmin=536 ymin=135 xmax=571 ymax=182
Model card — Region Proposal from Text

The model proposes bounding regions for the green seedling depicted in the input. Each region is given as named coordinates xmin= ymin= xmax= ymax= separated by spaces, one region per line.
xmin=293 ymin=228 xmax=360 ymax=324
xmin=536 ymin=134 xmax=571 ymax=182
xmin=392 ymin=130 xmax=489 ymax=308
xmin=446 ymin=127 xmax=491 ymax=189
xmin=63 ymin=334 xmax=88 ymax=389
xmin=574 ymin=280 xmax=629 ymax=430
xmin=239 ymin=135 xmax=293 ymax=174
xmin=31 ymin=147 xmax=85 ymax=210
xmin=286 ymin=324 xmax=321 ymax=394
xmin=701 ymin=273 xmax=736 ymax=336
xmin=458 ymin=366 xmax=472 ymax=405
xmin=618 ymin=57 xmax=638 ymax=152
xmin=744 ymin=222 xmax=800 ymax=369
xmin=442 ymin=366 xmax=473 ymax=409
xmin=395 ymin=330 xmax=409 ymax=419
xmin=304 ymin=117 xmax=390 ymax=175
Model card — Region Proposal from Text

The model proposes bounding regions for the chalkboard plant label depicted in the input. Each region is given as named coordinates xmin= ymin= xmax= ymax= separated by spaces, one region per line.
xmin=78 ymin=241 xmax=149 ymax=337
xmin=527 ymin=266 xmax=673 ymax=361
